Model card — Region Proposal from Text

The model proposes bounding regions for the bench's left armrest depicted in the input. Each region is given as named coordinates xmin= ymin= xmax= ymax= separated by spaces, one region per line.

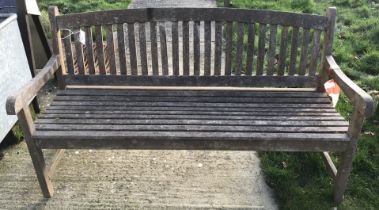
xmin=326 ymin=55 xmax=374 ymax=118
xmin=6 ymin=55 xmax=60 ymax=115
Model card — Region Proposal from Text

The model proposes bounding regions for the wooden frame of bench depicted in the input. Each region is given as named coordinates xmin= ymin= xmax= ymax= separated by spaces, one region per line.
xmin=6 ymin=6 xmax=374 ymax=204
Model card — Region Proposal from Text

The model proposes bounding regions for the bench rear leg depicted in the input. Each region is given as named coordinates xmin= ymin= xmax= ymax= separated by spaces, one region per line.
xmin=17 ymin=107 xmax=54 ymax=198
xmin=334 ymin=149 xmax=354 ymax=204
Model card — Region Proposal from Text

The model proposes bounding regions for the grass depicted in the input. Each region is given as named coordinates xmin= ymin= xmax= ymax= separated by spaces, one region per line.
xmin=217 ymin=0 xmax=379 ymax=209
xmin=2 ymin=0 xmax=378 ymax=209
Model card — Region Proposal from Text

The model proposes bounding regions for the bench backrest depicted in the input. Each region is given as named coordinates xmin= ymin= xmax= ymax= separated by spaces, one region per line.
xmin=48 ymin=7 xmax=335 ymax=88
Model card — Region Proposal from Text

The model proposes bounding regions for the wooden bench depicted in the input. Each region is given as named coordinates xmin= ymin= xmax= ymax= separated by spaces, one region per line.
xmin=6 ymin=6 xmax=374 ymax=204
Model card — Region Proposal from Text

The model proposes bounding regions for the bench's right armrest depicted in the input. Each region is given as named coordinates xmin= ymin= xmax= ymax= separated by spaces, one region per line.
xmin=6 ymin=55 xmax=60 ymax=115
xmin=326 ymin=55 xmax=374 ymax=118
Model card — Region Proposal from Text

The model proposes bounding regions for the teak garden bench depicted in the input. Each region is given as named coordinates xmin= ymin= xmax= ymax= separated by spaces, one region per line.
xmin=6 ymin=6 xmax=374 ymax=204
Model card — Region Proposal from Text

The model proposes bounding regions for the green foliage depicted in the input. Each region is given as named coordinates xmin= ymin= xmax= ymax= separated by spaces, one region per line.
xmin=357 ymin=51 xmax=379 ymax=75
xmin=38 ymin=0 xmax=130 ymax=14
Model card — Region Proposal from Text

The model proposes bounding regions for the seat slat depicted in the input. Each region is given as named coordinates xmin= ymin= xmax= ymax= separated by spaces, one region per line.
xmin=50 ymin=100 xmax=334 ymax=108
xmin=35 ymin=124 xmax=348 ymax=133
xmin=35 ymin=118 xmax=348 ymax=126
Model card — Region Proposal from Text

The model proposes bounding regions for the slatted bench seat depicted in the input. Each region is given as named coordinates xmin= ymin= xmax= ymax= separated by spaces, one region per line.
xmin=33 ymin=89 xmax=349 ymax=150
xmin=6 ymin=6 xmax=374 ymax=204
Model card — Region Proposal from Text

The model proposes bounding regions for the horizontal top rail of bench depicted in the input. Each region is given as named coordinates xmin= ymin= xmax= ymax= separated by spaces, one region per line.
xmin=54 ymin=7 xmax=328 ymax=30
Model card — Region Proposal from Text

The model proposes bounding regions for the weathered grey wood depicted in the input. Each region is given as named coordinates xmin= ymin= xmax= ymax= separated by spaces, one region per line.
xmin=94 ymin=25 xmax=106 ymax=75
xmin=73 ymin=26 xmax=84 ymax=75
xmin=150 ymin=21 xmax=159 ymax=75
xmin=256 ymin=24 xmax=266 ymax=75
xmin=278 ymin=26 xmax=288 ymax=76
xmin=17 ymin=107 xmax=53 ymax=198
xmin=138 ymin=23 xmax=148 ymax=75
xmin=56 ymin=8 xmax=328 ymax=30
xmin=64 ymin=75 xmax=318 ymax=87
xmin=327 ymin=56 xmax=374 ymax=117
xmin=299 ymin=29 xmax=310 ymax=75
xmin=159 ymin=23 xmax=168 ymax=75
xmin=288 ymin=27 xmax=299 ymax=75
xmin=245 ymin=23 xmax=255 ymax=75
xmin=127 ymin=23 xmax=137 ymax=75
xmin=225 ymin=21 xmax=233 ymax=75
xmin=235 ymin=22 xmax=244 ymax=75
xmin=214 ymin=21 xmax=223 ymax=75
xmin=267 ymin=25 xmax=277 ymax=75
xmin=36 ymin=124 xmax=347 ymax=133
xmin=48 ymin=149 xmax=65 ymax=176
xmin=117 ymin=24 xmax=127 ymax=75
xmin=48 ymin=6 xmax=65 ymax=88
xmin=204 ymin=21 xmax=211 ymax=75
xmin=34 ymin=130 xmax=349 ymax=152
xmin=321 ymin=151 xmax=337 ymax=178
xmin=309 ymin=30 xmax=321 ymax=76
xmin=182 ymin=21 xmax=190 ymax=76
xmin=193 ymin=21 xmax=201 ymax=75
xmin=171 ymin=21 xmax=179 ymax=75
xmin=319 ymin=7 xmax=337 ymax=88
xmin=106 ymin=24 xmax=116 ymax=75
xmin=84 ymin=26 xmax=96 ymax=74
xmin=6 ymin=56 xmax=60 ymax=115
xmin=62 ymin=29 xmax=74 ymax=74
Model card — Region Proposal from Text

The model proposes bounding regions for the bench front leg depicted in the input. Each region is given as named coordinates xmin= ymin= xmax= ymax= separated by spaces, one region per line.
xmin=17 ymin=106 xmax=54 ymax=198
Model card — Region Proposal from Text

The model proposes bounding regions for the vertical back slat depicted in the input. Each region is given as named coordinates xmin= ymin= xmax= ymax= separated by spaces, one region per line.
xmin=117 ymin=24 xmax=127 ymax=75
xmin=309 ymin=30 xmax=321 ymax=76
xmin=245 ymin=23 xmax=255 ymax=75
xmin=214 ymin=21 xmax=223 ymax=76
xmin=84 ymin=26 xmax=95 ymax=74
xmin=299 ymin=29 xmax=311 ymax=75
xmin=73 ymin=27 xmax=84 ymax=75
xmin=138 ymin=23 xmax=148 ymax=75
xmin=193 ymin=21 xmax=200 ymax=75
xmin=288 ymin=27 xmax=299 ymax=75
xmin=224 ymin=21 xmax=233 ymax=75
xmin=95 ymin=25 xmax=106 ymax=75
xmin=150 ymin=21 xmax=159 ymax=76
xmin=235 ymin=22 xmax=244 ymax=75
xmin=106 ymin=24 xmax=116 ymax=75
xmin=159 ymin=23 xmax=168 ymax=75
xmin=256 ymin=24 xmax=266 ymax=75
xmin=204 ymin=21 xmax=212 ymax=75
xmin=278 ymin=26 xmax=288 ymax=76
xmin=128 ymin=23 xmax=137 ymax=75
xmin=183 ymin=21 xmax=190 ymax=76
xmin=267 ymin=25 xmax=277 ymax=76
xmin=171 ymin=21 xmax=179 ymax=75
xmin=62 ymin=29 xmax=74 ymax=74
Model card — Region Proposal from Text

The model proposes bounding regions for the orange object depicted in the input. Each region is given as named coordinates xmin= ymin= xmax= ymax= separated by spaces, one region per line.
xmin=324 ymin=79 xmax=341 ymax=107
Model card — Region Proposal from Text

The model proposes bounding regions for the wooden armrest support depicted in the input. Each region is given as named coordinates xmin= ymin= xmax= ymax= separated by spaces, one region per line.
xmin=6 ymin=56 xmax=60 ymax=115
xmin=326 ymin=55 xmax=374 ymax=118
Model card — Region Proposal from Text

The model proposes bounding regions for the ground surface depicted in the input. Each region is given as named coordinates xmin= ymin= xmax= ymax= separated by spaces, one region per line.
xmin=0 ymin=0 xmax=278 ymax=209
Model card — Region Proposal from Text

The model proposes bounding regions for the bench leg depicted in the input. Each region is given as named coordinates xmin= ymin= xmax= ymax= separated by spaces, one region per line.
xmin=334 ymin=149 xmax=354 ymax=204
xmin=17 ymin=107 xmax=54 ymax=198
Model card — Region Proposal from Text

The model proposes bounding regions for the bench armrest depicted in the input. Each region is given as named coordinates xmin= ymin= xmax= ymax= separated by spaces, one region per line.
xmin=326 ymin=55 xmax=374 ymax=118
xmin=6 ymin=56 xmax=60 ymax=115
